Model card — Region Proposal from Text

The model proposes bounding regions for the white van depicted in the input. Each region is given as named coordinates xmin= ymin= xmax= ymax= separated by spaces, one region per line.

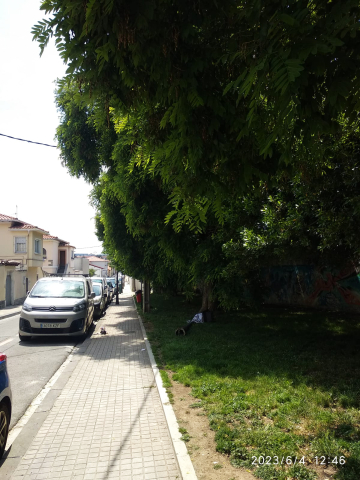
xmin=19 ymin=276 xmax=95 ymax=341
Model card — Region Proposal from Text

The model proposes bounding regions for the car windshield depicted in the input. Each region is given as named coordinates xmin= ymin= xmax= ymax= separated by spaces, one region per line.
xmin=30 ymin=280 xmax=85 ymax=298
xmin=93 ymin=284 xmax=102 ymax=296
xmin=92 ymin=279 xmax=102 ymax=284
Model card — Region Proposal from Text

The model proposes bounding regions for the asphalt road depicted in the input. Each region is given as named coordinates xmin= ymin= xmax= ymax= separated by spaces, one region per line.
xmin=0 ymin=314 xmax=81 ymax=428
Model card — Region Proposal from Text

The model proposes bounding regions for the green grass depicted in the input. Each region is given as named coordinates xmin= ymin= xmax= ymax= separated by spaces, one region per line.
xmin=137 ymin=294 xmax=360 ymax=480
xmin=179 ymin=427 xmax=191 ymax=442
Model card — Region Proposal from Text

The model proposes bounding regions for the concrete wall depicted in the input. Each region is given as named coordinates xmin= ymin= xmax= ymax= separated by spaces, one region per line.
xmin=74 ymin=257 xmax=89 ymax=275
xmin=86 ymin=259 xmax=108 ymax=276
xmin=0 ymin=266 xmax=28 ymax=308
xmin=128 ymin=278 xmax=141 ymax=292
xmin=0 ymin=267 xmax=5 ymax=308
xmin=13 ymin=270 xmax=27 ymax=305
xmin=68 ymin=246 xmax=76 ymax=273
xmin=43 ymin=239 xmax=59 ymax=273
xmin=263 ymin=263 xmax=360 ymax=312
xmin=27 ymin=267 xmax=43 ymax=293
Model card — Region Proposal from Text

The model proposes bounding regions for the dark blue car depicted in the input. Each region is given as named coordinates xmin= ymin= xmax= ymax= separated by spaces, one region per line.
xmin=0 ymin=353 xmax=11 ymax=458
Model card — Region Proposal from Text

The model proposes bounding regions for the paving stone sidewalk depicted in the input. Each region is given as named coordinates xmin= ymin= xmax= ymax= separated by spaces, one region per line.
xmin=10 ymin=286 xmax=181 ymax=480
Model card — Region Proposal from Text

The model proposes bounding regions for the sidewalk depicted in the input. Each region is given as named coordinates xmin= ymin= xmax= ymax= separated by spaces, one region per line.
xmin=0 ymin=305 xmax=22 ymax=320
xmin=7 ymin=286 xmax=186 ymax=480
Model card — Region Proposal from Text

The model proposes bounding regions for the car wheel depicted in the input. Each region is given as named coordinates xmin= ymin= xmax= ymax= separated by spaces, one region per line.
xmin=0 ymin=402 xmax=10 ymax=459
xmin=19 ymin=334 xmax=31 ymax=342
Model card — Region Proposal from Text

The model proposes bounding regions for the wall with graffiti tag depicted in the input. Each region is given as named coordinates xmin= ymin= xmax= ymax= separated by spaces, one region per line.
xmin=262 ymin=264 xmax=360 ymax=311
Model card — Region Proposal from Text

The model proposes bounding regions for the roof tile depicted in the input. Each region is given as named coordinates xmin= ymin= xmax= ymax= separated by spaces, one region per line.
xmin=0 ymin=212 xmax=48 ymax=233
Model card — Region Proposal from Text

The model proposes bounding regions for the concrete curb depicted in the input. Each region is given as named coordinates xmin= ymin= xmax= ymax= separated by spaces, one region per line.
xmin=134 ymin=297 xmax=198 ymax=480
xmin=0 ymin=308 xmax=22 ymax=321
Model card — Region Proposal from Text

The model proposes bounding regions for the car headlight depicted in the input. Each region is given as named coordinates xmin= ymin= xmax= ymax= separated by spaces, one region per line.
xmin=73 ymin=302 xmax=87 ymax=312
xmin=23 ymin=302 xmax=32 ymax=312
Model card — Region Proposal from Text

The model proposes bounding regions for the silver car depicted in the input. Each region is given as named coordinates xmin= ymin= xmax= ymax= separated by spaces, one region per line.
xmin=91 ymin=277 xmax=109 ymax=306
xmin=19 ymin=276 xmax=95 ymax=341
xmin=93 ymin=283 xmax=105 ymax=319
xmin=106 ymin=280 xmax=114 ymax=303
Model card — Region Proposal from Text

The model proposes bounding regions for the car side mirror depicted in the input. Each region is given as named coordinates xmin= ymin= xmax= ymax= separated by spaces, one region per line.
xmin=27 ymin=291 xmax=30 ymax=296
xmin=91 ymin=292 xmax=96 ymax=298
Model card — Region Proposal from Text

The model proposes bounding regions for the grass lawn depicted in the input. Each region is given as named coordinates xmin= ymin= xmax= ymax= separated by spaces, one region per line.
xmin=138 ymin=293 xmax=360 ymax=480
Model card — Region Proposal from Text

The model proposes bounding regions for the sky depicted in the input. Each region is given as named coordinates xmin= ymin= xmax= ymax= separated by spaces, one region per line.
xmin=0 ymin=1 xmax=103 ymax=255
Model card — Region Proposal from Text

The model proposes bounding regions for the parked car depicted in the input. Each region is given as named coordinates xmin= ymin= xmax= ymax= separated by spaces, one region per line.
xmin=19 ymin=276 xmax=95 ymax=341
xmin=91 ymin=277 xmax=109 ymax=307
xmin=106 ymin=280 xmax=114 ymax=302
xmin=0 ymin=353 xmax=12 ymax=458
xmin=93 ymin=283 xmax=105 ymax=319
xmin=107 ymin=278 xmax=117 ymax=294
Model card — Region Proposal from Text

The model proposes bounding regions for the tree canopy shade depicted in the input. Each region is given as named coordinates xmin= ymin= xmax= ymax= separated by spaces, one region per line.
xmin=33 ymin=0 xmax=360 ymax=229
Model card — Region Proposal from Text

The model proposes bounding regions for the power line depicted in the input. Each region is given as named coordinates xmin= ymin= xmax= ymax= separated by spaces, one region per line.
xmin=0 ymin=133 xmax=57 ymax=148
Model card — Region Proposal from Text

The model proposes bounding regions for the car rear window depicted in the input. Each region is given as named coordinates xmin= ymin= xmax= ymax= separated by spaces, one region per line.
xmin=30 ymin=280 xmax=85 ymax=298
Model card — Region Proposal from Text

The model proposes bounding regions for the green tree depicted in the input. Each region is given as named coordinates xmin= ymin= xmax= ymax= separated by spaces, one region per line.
xmin=33 ymin=2 xmax=360 ymax=309
xmin=55 ymin=81 xmax=228 ymax=308
xmin=89 ymin=268 xmax=96 ymax=277
xmin=33 ymin=0 xmax=360 ymax=230
xmin=237 ymin=126 xmax=360 ymax=267
xmin=55 ymin=78 xmax=360 ymax=309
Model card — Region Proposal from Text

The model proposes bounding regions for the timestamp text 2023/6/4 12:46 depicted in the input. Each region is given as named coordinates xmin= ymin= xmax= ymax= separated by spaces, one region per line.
xmin=251 ymin=456 xmax=346 ymax=466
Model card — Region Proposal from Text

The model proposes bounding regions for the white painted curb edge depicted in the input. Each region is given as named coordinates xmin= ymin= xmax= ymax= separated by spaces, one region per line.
xmin=135 ymin=299 xmax=198 ymax=480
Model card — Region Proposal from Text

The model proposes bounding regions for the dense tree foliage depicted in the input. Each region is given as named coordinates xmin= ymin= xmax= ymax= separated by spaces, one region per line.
xmin=34 ymin=0 xmax=360 ymax=229
xmin=35 ymin=1 xmax=360 ymax=308
xmin=55 ymin=82 xmax=360 ymax=308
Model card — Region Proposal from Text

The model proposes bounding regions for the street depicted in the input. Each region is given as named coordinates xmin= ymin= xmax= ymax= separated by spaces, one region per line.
xmin=0 ymin=314 xmax=80 ymax=428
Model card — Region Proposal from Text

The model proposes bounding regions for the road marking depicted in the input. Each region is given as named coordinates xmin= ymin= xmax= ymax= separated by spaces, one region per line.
xmin=0 ymin=338 xmax=13 ymax=347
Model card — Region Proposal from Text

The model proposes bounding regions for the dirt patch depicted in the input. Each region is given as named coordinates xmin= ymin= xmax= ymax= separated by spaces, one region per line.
xmin=169 ymin=375 xmax=338 ymax=480
xmin=169 ymin=374 xmax=255 ymax=480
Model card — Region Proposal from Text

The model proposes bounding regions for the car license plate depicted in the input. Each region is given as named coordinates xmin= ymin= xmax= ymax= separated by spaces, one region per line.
xmin=40 ymin=323 xmax=61 ymax=328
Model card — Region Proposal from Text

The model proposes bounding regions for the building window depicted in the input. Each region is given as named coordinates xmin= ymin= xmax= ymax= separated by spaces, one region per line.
xmin=34 ymin=239 xmax=41 ymax=254
xmin=43 ymin=248 xmax=47 ymax=260
xmin=15 ymin=237 xmax=26 ymax=253
xmin=71 ymin=250 xmax=75 ymax=260
xmin=48 ymin=260 xmax=53 ymax=266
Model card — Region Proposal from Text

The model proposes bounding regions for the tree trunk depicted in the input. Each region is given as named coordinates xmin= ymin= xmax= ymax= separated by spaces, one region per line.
xmin=200 ymin=282 xmax=215 ymax=311
xmin=143 ymin=280 xmax=151 ymax=313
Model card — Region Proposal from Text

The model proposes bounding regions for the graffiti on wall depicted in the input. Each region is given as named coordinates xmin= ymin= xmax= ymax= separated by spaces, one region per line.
xmin=263 ymin=264 xmax=360 ymax=310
